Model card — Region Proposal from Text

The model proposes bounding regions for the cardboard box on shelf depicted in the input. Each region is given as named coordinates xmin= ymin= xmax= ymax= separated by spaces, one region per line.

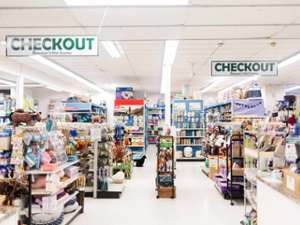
xmin=283 ymin=169 xmax=300 ymax=198
xmin=209 ymin=167 xmax=219 ymax=179
xmin=232 ymin=168 xmax=244 ymax=177
xmin=232 ymin=143 xmax=243 ymax=157
xmin=208 ymin=155 xmax=219 ymax=179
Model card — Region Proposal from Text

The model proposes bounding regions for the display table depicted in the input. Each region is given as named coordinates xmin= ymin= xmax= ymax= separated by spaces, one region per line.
xmin=257 ymin=176 xmax=300 ymax=225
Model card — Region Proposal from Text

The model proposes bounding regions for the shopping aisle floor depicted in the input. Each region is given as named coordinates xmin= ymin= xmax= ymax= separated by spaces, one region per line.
xmin=73 ymin=145 xmax=243 ymax=225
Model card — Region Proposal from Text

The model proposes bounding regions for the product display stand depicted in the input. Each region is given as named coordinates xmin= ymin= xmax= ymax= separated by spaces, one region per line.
xmin=156 ymin=136 xmax=175 ymax=198
xmin=13 ymin=124 xmax=86 ymax=225
xmin=228 ymin=132 xmax=244 ymax=205
xmin=172 ymin=99 xmax=205 ymax=161
xmin=96 ymin=127 xmax=124 ymax=199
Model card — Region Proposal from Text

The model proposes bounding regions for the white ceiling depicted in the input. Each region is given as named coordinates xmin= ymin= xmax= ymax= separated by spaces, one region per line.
xmin=0 ymin=0 xmax=300 ymax=94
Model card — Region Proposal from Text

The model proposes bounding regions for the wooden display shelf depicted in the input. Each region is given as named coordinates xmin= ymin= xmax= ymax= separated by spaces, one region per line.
xmin=156 ymin=186 xmax=176 ymax=199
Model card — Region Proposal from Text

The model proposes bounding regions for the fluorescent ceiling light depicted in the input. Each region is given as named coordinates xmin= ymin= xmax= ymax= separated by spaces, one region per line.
xmin=201 ymin=78 xmax=226 ymax=93
xmin=46 ymin=85 xmax=63 ymax=92
xmin=102 ymin=41 xmax=122 ymax=58
xmin=278 ymin=52 xmax=300 ymax=69
xmin=0 ymin=84 xmax=44 ymax=88
xmin=163 ymin=40 xmax=179 ymax=66
xmin=221 ymin=75 xmax=259 ymax=93
xmin=30 ymin=55 xmax=103 ymax=93
xmin=65 ymin=0 xmax=189 ymax=6
xmin=160 ymin=40 xmax=179 ymax=94
xmin=0 ymin=78 xmax=15 ymax=86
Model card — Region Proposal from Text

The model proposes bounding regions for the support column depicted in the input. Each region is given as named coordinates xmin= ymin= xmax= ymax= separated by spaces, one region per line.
xmin=16 ymin=75 xmax=24 ymax=109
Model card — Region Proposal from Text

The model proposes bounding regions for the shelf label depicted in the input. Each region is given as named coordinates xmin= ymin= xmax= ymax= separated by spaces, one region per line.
xmin=6 ymin=35 xmax=98 ymax=56
xmin=211 ymin=60 xmax=278 ymax=76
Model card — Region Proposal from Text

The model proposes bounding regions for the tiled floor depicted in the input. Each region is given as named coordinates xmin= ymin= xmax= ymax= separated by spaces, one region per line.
xmin=73 ymin=146 xmax=243 ymax=225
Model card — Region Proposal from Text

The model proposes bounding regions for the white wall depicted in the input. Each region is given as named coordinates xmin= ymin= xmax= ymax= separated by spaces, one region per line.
xmin=261 ymin=84 xmax=286 ymax=113
xmin=31 ymin=88 xmax=70 ymax=117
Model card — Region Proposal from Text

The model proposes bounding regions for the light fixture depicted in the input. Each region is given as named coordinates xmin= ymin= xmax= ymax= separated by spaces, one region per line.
xmin=278 ymin=52 xmax=300 ymax=69
xmin=163 ymin=40 xmax=179 ymax=66
xmin=160 ymin=40 xmax=179 ymax=94
xmin=0 ymin=78 xmax=15 ymax=86
xmin=0 ymin=41 xmax=6 ymax=46
xmin=115 ymin=42 xmax=125 ymax=55
xmin=65 ymin=0 xmax=189 ymax=6
xmin=0 ymin=67 xmax=66 ymax=93
xmin=46 ymin=85 xmax=63 ymax=92
xmin=200 ymin=78 xmax=226 ymax=93
xmin=101 ymin=41 xmax=123 ymax=58
xmin=30 ymin=55 xmax=103 ymax=93
xmin=0 ymin=84 xmax=45 ymax=88
xmin=221 ymin=75 xmax=259 ymax=93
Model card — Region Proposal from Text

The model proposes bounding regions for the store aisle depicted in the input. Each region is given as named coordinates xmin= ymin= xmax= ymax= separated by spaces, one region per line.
xmin=73 ymin=145 xmax=243 ymax=225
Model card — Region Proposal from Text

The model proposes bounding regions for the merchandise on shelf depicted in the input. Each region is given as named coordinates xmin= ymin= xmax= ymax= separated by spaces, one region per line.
xmin=115 ymin=87 xmax=134 ymax=99
xmin=0 ymin=94 xmax=15 ymax=124
xmin=49 ymin=96 xmax=107 ymax=123
xmin=114 ymin=99 xmax=145 ymax=162
xmin=156 ymin=136 xmax=175 ymax=198
xmin=172 ymin=99 xmax=205 ymax=161
xmin=145 ymin=105 xmax=165 ymax=144
xmin=241 ymin=120 xmax=287 ymax=225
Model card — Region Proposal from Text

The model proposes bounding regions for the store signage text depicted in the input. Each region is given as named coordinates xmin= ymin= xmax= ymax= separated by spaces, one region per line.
xmin=211 ymin=61 xmax=278 ymax=76
xmin=6 ymin=35 xmax=98 ymax=56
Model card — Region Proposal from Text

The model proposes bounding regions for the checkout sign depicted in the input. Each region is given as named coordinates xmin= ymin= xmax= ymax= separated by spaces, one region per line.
xmin=211 ymin=60 xmax=278 ymax=76
xmin=6 ymin=35 xmax=98 ymax=56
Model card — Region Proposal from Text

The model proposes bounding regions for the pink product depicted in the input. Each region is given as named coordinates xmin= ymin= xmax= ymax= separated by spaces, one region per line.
xmin=41 ymin=163 xmax=58 ymax=172
xmin=65 ymin=166 xmax=79 ymax=178
xmin=41 ymin=151 xmax=52 ymax=164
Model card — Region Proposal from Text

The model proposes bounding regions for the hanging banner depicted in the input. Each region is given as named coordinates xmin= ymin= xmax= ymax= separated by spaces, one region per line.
xmin=6 ymin=35 xmax=98 ymax=56
xmin=211 ymin=60 xmax=278 ymax=76
xmin=232 ymin=99 xmax=265 ymax=116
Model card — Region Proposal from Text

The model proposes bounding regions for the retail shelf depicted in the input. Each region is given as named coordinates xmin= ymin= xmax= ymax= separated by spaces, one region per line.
xmin=25 ymin=160 xmax=79 ymax=175
xmin=32 ymin=174 xmax=82 ymax=196
xmin=177 ymin=144 xmax=202 ymax=147
xmin=128 ymin=145 xmax=144 ymax=147
xmin=176 ymin=157 xmax=205 ymax=162
xmin=177 ymin=128 xmax=204 ymax=130
xmin=244 ymin=148 xmax=258 ymax=159
xmin=62 ymin=206 xmax=82 ymax=225
xmin=245 ymin=190 xmax=257 ymax=210
xmin=245 ymin=169 xmax=258 ymax=185
xmin=177 ymin=136 xmax=204 ymax=138
xmin=97 ymin=183 xmax=125 ymax=199
xmin=128 ymin=132 xmax=144 ymax=134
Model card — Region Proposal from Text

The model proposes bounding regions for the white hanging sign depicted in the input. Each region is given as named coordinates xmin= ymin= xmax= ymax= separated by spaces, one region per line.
xmin=211 ymin=60 xmax=278 ymax=76
xmin=6 ymin=35 xmax=98 ymax=56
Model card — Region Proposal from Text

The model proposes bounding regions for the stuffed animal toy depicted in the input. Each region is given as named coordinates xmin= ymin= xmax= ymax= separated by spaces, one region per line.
xmin=10 ymin=109 xmax=41 ymax=127
xmin=0 ymin=178 xmax=28 ymax=206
